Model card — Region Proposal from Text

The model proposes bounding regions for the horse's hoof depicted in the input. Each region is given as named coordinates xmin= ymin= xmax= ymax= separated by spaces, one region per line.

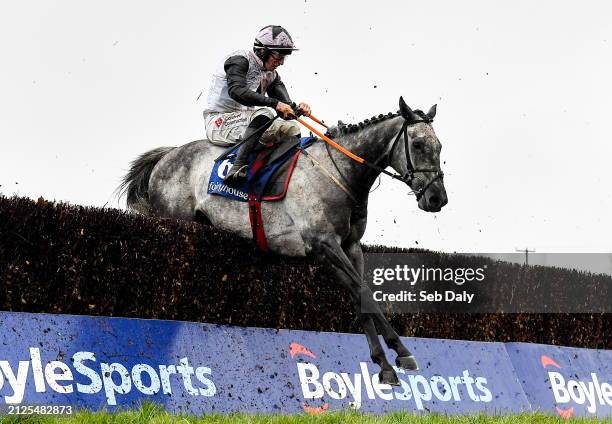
xmin=396 ymin=355 xmax=419 ymax=371
xmin=379 ymin=370 xmax=400 ymax=386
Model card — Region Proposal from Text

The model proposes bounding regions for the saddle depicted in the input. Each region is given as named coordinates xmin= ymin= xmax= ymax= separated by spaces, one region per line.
xmin=208 ymin=136 xmax=316 ymax=202
xmin=207 ymin=136 xmax=316 ymax=251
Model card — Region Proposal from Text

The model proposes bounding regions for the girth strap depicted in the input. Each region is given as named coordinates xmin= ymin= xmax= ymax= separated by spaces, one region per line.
xmin=247 ymin=155 xmax=269 ymax=252
xmin=248 ymin=197 xmax=268 ymax=252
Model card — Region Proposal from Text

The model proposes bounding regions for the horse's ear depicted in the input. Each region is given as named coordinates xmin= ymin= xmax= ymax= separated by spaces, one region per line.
xmin=399 ymin=96 xmax=411 ymax=119
xmin=399 ymin=96 xmax=418 ymax=122
xmin=426 ymin=104 xmax=437 ymax=120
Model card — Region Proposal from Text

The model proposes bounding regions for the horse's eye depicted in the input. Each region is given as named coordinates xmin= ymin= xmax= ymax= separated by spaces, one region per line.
xmin=412 ymin=141 xmax=424 ymax=150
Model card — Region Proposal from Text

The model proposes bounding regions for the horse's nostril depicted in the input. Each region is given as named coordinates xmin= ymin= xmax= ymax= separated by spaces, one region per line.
xmin=429 ymin=195 xmax=440 ymax=206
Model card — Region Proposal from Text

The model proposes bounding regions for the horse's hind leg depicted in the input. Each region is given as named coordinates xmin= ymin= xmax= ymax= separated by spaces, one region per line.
xmin=310 ymin=236 xmax=400 ymax=385
xmin=344 ymin=242 xmax=419 ymax=372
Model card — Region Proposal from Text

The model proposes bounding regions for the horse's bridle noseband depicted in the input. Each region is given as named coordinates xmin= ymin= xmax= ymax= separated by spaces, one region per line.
xmin=383 ymin=118 xmax=444 ymax=201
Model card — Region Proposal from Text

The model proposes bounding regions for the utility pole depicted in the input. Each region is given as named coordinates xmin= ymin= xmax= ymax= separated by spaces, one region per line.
xmin=515 ymin=248 xmax=536 ymax=266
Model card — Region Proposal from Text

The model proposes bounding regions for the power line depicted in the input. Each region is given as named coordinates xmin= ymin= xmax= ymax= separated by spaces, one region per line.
xmin=515 ymin=248 xmax=536 ymax=266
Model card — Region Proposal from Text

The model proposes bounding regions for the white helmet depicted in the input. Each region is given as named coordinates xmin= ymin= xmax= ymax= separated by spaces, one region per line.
xmin=253 ymin=25 xmax=298 ymax=53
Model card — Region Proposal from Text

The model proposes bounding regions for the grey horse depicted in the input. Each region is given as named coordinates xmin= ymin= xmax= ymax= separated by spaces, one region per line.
xmin=119 ymin=97 xmax=448 ymax=385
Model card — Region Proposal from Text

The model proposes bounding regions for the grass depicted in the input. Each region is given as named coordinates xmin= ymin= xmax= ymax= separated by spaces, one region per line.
xmin=0 ymin=403 xmax=610 ymax=424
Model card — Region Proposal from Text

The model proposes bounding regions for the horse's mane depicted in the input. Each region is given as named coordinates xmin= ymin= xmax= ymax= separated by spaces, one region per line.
xmin=325 ymin=109 xmax=428 ymax=139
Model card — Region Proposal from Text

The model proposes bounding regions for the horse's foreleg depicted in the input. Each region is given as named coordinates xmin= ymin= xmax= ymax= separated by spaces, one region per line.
xmin=358 ymin=309 xmax=400 ymax=385
xmin=343 ymin=242 xmax=419 ymax=372
xmin=311 ymin=237 xmax=399 ymax=385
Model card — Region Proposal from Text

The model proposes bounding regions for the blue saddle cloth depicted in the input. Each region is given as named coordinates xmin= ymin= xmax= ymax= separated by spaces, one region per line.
xmin=207 ymin=137 xmax=316 ymax=202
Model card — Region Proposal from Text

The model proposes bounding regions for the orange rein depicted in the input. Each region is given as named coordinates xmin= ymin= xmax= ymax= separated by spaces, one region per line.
xmin=296 ymin=116 xmax=365 ymax=164
xmin=305 ymin=114 xmax=328 ymax=129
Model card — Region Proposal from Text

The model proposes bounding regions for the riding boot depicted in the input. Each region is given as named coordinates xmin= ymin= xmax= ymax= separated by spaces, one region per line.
xmin=224 ymin=115 xmax=272 ymax=185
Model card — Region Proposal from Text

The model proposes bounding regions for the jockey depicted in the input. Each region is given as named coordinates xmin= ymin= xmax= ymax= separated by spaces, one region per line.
xmin=203 ymin=25 xmax=311 ymax=184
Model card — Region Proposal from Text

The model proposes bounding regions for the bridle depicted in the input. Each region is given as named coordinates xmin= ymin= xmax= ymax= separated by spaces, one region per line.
xmin=324 ymin=116 xmax=444 ymax=202
xmin=383 ymin=118 xmax=445 ymax=201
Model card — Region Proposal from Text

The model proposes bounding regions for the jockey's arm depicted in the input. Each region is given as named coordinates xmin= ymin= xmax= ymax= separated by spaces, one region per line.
xmin=224 ymin=56 xmax=279 ymax=108
xmin=268 ymin=73 xmax=310 ymax=116
xmin=266 ymin=74 xmax=292 ymax=105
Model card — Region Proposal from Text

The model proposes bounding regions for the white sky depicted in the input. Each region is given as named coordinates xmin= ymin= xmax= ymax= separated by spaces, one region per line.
xmin=1 ymin=0 xmax=611 ymax=253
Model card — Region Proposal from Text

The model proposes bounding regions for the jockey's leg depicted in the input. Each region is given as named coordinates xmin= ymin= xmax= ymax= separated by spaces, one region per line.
xmin=204 ymin=111 xmax=249 ymax=147
xmin=224 ymin=112 xmax=274 ymax=184
xmin=225 ymin=108 xmax=301 ymax=183
xmin=263 ymin=117 xmax=301 ymax=143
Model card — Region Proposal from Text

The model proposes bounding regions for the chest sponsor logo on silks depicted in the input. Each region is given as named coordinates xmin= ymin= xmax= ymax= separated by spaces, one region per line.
xmin=214 ymin=117 xmax=224 ymax=128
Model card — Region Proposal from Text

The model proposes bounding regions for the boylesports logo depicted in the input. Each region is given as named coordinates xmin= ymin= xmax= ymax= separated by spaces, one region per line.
xmin=289 ymin=342 xmax=493 ymax=414
xmin=0 ymin=348 xmax=216 ymax=406
xmin=541 ymin=354 xmax=612 ymax=419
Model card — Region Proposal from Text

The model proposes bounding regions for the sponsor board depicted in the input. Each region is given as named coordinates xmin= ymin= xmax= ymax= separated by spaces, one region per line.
xmin=4 ymin=311 xmax=608 ymax=416
xmin=235 ymin=326 xmax=529 ymax=415
xmin=505 ymin=342 xmax=612 ymax=419
xmin=0 ymin=312 xmax=249 ymax=414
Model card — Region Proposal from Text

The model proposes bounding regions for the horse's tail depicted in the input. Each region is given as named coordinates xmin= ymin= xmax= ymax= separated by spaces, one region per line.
xmin=117 ymin=147 xmax=175 ymax=215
